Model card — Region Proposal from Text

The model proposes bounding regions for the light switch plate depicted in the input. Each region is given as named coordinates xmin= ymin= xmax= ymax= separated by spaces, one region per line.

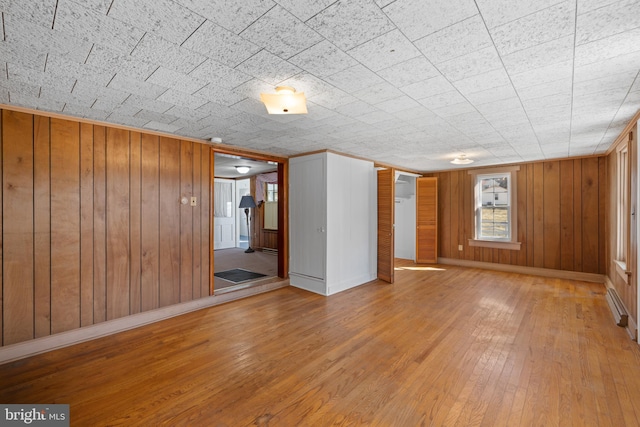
xmin=190 ymin=197 xmax=197 ymax=206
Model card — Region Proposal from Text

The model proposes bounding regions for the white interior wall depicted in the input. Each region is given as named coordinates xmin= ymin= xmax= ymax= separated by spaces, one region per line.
xmin=395 ymin=175 xmax=416 ymax=261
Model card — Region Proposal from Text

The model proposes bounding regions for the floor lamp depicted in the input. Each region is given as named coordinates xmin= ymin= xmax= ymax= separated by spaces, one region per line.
xmin=239 ymin=195 xmax=257 ymax=253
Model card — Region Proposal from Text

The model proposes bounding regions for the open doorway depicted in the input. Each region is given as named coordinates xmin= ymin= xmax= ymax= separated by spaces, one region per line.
xmin=212 ymin=152 xmax=282 ymax=294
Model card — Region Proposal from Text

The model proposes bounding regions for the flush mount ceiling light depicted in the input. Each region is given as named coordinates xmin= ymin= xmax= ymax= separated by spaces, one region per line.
xmin=450 ymin=154 xmax=474 ymax=165
xmin=235 ymin=166 xmax=251 ymax=174
xmin=260 ymin=86 xmax=308 ymax=114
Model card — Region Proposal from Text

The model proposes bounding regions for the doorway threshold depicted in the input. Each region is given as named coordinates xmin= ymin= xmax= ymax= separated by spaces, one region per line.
xmin=214 ymin=276 xmax=286 ymax=295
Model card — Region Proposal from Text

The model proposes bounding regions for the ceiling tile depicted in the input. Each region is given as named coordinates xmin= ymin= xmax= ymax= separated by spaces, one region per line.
xmin=274 ymin=0 xmax=335 ymax=22
xmin=55 ymin=0 xmax=144 ymax=54
xmin=175 ymin=0 xmax=275 ymax=34
xmin=189 ymin=60 xmax=252 ymax=90
xmin=182 ymin=21 xmax=261 ymax=67
xmin=85 ymin=45 xmax=158 ymax=81
xmin=376 ymin=56 xmax=441 ymax=87
xmin=453 ymin=68 xmax=512 ymax=96
xmin=146 ymin=67 xmax=207 ymax=94
xmin=347 ymin=29 xmax=421 ymax=72
xmin=291 ymin=42 xmax=357 ymax=80
xmin=8 ymin=63 xmax=76 ymax=92
xmin=10 ymin=92 xmax=65 ymax=111
xmin=4 ymin=16 xmax=93 ymax=63
xmin=131 ymin=33 xmax=207 ymax=74
xmin=574 ymin=27 xmax=640 ymax=66
xmin=46 ymin=55 xmax=114 ymax=86
xmin=510 ymin=60 xmax=573 ymax=90
xmin=402 ymin=75 xmax=455 ymax=99
xmin=0 ymin=0 xmax=57 ymax=27
xmin=73 ymin=80 xmax=130 ymax=105
xmin=375 ymin=95 xmax=422 ymax=113
xmin=144 ymin=121 xmax=182 ymax=133
xmin=40 ymin=86 xmax=96 ymax=108
xmin=108 ymin=0 xmax=205 ymax=45
xmin=156 ymin=88 xmax=208 ymax=109
xmin=490 ymin=1 xmax=576 ymax=56
xmin=193 ymin=85 xmax=246 ymax=106
xmin=307 ymin=0 xmax=395 ymax=50
xmin=235 ymin=50 xmax=302 ymax=85
xmin=576 ymin=0 xmax=640 ymax=45
xmin=324 ymin=64 xmax=386 ymax=93
xmin=352 ymin=82 xmax=403 ymax=104
xmin=240 ymin=5 xmax=324 ymax=59
xmin=0 ymin=41 xmax=47 ymax=70
xmin=476 ymin=0 xmax=560 ymax=29
xmin=437 ymin=46 xmax=503 ymax=82
xmin=515 ymin=78 xmax=573 ymax=100
xmin=307 ymin=87 xmax=358 ymax=109
xmin=501 ymin=35 xmax=574 ymax=75
xmin=415 ymin=15 xmax=493 ymax=64
xmin=108 ymin=74 xmax=168 ymax=99
xmin=383 ymin=0 xmax=478 ymax=41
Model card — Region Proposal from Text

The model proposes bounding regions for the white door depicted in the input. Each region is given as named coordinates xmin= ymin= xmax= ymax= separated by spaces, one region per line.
xmin=214 ymin=178 xmax=236 ymax=250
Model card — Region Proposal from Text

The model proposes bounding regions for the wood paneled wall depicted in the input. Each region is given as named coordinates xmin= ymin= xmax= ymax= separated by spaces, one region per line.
xmin=430 ymin=157 xmax=607 ymax=274
xmin=1 ymin=109 xmax=211 ymax=347
xmin=607 ymin=127 xmax=637 ymax=324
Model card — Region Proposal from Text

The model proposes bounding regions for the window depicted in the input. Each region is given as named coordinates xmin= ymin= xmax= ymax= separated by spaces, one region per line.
xmin=266 ymin=183 xmax=278 ymax=202
xmin=616 ymin=139 xmax=630 ymax=275
xmin=469 ymin=166 xmax=521 ymax=250
xmin=264 ymin=183 xmax=278 ymax=230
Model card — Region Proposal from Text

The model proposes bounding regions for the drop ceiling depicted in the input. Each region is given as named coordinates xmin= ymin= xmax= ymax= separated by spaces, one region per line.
xmin=1 ymin=0 xmax=639 ymax=171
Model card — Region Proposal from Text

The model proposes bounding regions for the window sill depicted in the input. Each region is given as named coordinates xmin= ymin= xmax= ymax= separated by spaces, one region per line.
xmin=614 ymin=260 xmax=631 ymax=284
xmin=468 ymin=239 xmax=521 ymax=250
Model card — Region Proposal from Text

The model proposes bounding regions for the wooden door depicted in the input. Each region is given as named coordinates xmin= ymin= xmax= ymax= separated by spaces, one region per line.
xmin=416 ymin=177 xmax=438 ymax=264
xmin=377 ymin=168 xmax=395 ymax=283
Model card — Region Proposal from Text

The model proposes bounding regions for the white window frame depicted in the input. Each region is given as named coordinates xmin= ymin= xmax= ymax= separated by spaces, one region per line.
xmin=615 ymin=139 xmax=631 ymax=281
xmin=468 ymin=166 xmax=521 ymax=250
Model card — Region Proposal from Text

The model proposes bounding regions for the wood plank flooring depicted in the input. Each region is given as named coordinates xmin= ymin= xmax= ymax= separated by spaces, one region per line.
xmin=2 ymin=260 xmax=640 ymax=426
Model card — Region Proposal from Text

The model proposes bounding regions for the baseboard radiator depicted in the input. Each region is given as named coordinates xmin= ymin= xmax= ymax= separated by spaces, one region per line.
xmin=606 ymin=288 xmax=628 ymax=327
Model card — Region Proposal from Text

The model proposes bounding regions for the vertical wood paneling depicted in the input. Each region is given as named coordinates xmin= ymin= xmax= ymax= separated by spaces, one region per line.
xmin=93 ymin=126 xmax=107 ymax=323
xmin=180 ymin=141 xmax=193 ymax=302
xmin=582 ymin=157 xmax=600 ymax=274
xmin=106 ymin=128 xmax=130 ymax=320
xmin=141 ymin=134 xmax=160 ymax=311
xmin=438 ymin=173 xmax=450 ymax=259
xmin=598 ymin=157 xmax=607 ymax=276
xmin=450 ymin=171 xmax=460 ymax=259
xmin=192 ymin=145 xmax=202 ymax=300
xmin=50 ymin=118 xmax=80 ymax=334
xmin=2 ymin=110 xmax=35 ymax=345
xmin=0 ymin=109 xmax=214 ymax=348
xmin=159 ymin=137 xmax=181 ymax=307
xmin=573 ymin=160 xmax=583 ymax=272
xmin=543 ymin=161 xmax=560 ymax=269
xmin=80 ymin=123 xmax=94 ymax=327
xmin=434 ymin=157 xmax=606 ymax=274
xmin=34 ymin=115 xmax=51 ymax=337
xmin=416 ymin=177 xmax=438 ymax=264
xmin=377 ymin=168 xmax=395 ymax=282
xmin=129 ymin=132 xmax=142 ymax=314
xmin=559 ymin=160 xmax=574 ymax=271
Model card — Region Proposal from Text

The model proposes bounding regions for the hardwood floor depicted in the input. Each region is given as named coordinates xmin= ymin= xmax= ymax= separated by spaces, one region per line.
xmin=2 ymin=260 xmax=640 ymax=426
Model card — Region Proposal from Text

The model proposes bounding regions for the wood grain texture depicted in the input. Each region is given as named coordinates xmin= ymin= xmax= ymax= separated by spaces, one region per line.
xmin=377 ymin=168 xmax=394 ymax=283
xmin=436 ymin=158 xmax=606 ymax=274
xmin=140 ymin=134 xmax=160 ymax=311
xmin=2 ymin=110 xmax=35 ymax=345
xmin=180 ymin=140 xmax=193 ymax=303
xmin=416 ymin=177 xmax=437 ymax=263
xmin=0 ymin=110 xmax=3 ymax=345
xmin=106 ymin=127 xmax=131 ymax=320
xmin=129 ymin=132 xmax=142 ymax=315
xmin=159 ymin=137 xmax=181 ymax=307
xmin=50 ymin=118 xmax=81 ymax=335
xmin=1 ymin=264 xmax=638 ymax=426
xmin=93 ymin=126 xmax=107 ymax=324
xmin=79 ymin=123 xmax=94 ymax=326
xmin=0 ymin=109 xmax=215 ymax=348
xmin=34 ymin=115 xmax=51 ymax=337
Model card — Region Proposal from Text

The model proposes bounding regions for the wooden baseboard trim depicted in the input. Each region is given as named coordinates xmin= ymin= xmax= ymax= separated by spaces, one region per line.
xmin=0 ymin=280 xmax=289 ymax=365
xmin=437 ymin=258 xmax=606 ymax=283
xmin=604 ymin=276 xmax=638 ymax=341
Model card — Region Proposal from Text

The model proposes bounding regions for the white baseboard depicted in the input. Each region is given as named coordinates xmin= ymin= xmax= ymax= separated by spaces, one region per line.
xmin=437 ymin=257 xmax=606 ymax=283
xmin=0 ymin=280 xmax=289 ymax=365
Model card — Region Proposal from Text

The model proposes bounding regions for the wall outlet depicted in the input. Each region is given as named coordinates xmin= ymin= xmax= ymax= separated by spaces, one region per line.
xmin=190 ymin=197 xmax=197 ymax=207
xmin=458 ymin=244 xmax=463 ymax=251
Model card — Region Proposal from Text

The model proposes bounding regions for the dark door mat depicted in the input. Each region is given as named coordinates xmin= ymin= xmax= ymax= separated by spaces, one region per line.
xmin=214 ymin=268 xmax=267 ymax=283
